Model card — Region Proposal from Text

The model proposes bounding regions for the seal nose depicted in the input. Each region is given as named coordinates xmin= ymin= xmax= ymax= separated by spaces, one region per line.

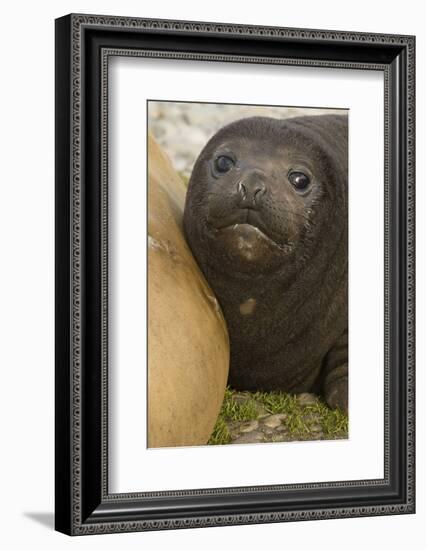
xmin=237 ymin=173 xmax=266 ymax=208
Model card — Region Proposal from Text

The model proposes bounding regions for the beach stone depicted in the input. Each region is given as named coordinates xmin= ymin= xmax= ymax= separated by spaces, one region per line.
xmin=231 ymin=392 xmax=252 ymax=405
xmin=271 ymin=434 xmax=292 ymax=443
xmin=309 ymin=423 xmax=323 ymax=433
xmin=147 ymin=134 xmax=230 ymax=448
xmin=302 ymin=413 xmax=319 ymax=422
xmin=253 ymin=404 xmax=268 ymax=416
xmin=275 ymin=425 xmax=289 ymax=433
xmin=218 ymin=392 xmax=345 ymax=444
xmin=297 ymin=393 xmax=319 ymax=406
xmin=230 ymin=393 xmax=268 ymax=416
xmin=239 ymin=420 xmax=259 ymax=433
xmin=232 ymin=432 xmax=264 ymax=444
xmin=262 ymin=414 xmax=285 ymax=429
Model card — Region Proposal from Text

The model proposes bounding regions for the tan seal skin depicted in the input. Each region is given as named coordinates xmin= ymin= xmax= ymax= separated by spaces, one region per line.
xmin=147 ymin=134 xmax=230 ymax=448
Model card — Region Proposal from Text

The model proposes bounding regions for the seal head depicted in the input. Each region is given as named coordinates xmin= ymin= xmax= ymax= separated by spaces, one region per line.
xmin=184 ymin=115 xmax=348 ymax=412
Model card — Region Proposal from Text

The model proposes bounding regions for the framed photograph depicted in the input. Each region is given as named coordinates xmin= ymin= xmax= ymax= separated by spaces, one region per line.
xmin=55 ymin=14 xmax=415 ymax=535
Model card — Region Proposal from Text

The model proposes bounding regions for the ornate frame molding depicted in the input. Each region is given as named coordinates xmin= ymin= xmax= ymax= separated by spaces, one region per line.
xmin=55 ymin=13 xmax=415 ymax=535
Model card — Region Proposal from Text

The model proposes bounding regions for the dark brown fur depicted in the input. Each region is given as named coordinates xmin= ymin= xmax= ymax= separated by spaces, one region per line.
xmin=183 ymin=114 xmax=348 ymax=411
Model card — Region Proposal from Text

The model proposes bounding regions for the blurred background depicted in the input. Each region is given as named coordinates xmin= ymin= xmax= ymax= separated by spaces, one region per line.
xmin=148 ymin=101 xmax=346 ymax=179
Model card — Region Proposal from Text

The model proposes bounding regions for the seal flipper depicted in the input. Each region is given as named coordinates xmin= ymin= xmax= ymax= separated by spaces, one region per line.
xmin=322 ymin=329 xmax=348 ymax=414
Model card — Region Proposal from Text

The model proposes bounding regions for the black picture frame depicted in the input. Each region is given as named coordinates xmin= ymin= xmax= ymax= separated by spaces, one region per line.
xmin=55 ymin=13 xmax=415 ymax=536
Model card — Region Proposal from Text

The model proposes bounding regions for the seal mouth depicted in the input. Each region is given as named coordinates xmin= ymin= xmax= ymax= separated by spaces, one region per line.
xmin=209 ymin=208 xmax=293 ymax=253
xmin=213 ymin=209 xmax=275 ymax=242
xmin=214 ymin=209 xmax=262 ymax=231
xmin=219 ymin=222 xmax=284 ymax=250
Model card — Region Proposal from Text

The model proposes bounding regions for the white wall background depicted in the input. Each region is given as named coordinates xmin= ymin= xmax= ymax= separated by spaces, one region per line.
xmin=0 ymin=0 xmax=422 ymax=547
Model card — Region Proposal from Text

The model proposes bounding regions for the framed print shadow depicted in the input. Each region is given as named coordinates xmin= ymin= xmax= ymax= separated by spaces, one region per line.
xmin=55 ymin=14 xmax=415 ymax=535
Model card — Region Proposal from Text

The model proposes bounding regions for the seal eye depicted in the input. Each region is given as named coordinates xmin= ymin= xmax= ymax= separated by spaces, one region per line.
xmin=288 ymin=170 xmax=311 ymax=191
xmin=215 ymin=155 xmax=235 ymax=174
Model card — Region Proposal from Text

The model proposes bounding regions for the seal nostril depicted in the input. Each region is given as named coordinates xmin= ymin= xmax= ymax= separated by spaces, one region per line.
xmin=254 ymin=185 xmax=266 ymax=202
xmin=238 ymin=181 xmax=247 ymax=200
xmin=237 ymin=178 xmax=265 ymax=207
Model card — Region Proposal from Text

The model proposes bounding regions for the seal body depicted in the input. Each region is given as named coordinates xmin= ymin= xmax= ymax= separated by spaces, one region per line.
xmin=183 ymin=115 xmax=348 ymax=412
xmin=147 ymin=134 xmax=229 ymax=448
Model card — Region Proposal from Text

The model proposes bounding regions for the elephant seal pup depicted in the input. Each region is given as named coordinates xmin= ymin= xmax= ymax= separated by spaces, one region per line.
xmin=183 ymin=114 xmax=348 ymax=412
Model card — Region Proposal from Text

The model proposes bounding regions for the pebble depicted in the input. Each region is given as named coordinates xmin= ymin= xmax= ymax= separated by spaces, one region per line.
xmin=231 ymin=393 xmax=252 ymax=405
xmin=302 ymin=414 xmax=318 ymax=423
xmin=297 ymin=393 xmax=319 ymax=406
xmin=239 ymin=420 xmax=259 ymax=433
xmin=262 ymin=414 xmax=286 ymax=428
xmin=253 ymin=403 xmax=268 ymax=416
xmin=232 ymin=432 xmax=264 ymax=444
xmin=231 ymin=394 xmax=268 ymax=416
xmin=275 ymin=425 xmax=289 ymax=433
xmin=224 ymin=404 xmax=339 ymax=444
xmin=309 ymin=423 xmax=323 ymax=433
xmin=271 ymin=434 xmax=292 ymax=443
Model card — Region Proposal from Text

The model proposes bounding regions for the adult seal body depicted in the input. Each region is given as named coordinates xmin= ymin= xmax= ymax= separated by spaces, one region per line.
xmin=183 ymin=115 xmax=348 ymax=412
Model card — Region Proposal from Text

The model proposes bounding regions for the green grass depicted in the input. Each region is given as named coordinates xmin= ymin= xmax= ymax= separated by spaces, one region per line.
xmin=208 ymin=387 xmax=348 ymax=445
xmin=252 ymin=390 xmax=297 ymax=415
xmin=219 ymin=388 xmax=260 ymax=421
xmin=208 ymin=415 xmax=232 ymax=445
xmin=321 ymin=407 xmax=349 ymax=437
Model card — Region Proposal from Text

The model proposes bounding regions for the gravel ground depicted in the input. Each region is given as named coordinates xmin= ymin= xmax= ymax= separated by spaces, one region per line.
xmin=208 ymin=389 xmax=348 ymax=445
xmin=148 ymin=101 xmax=345 ymax=179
